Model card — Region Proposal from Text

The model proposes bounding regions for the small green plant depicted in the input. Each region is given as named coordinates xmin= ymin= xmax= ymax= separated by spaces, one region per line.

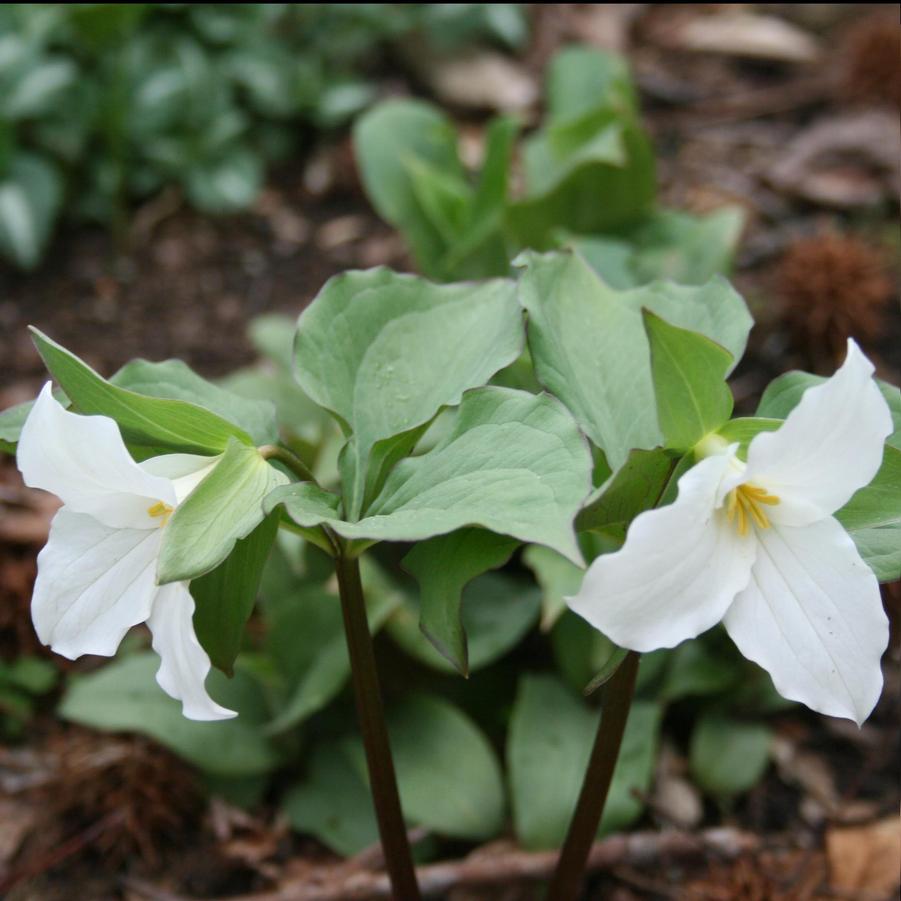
xmin=354 ymin=46 xmax=744 ymax=285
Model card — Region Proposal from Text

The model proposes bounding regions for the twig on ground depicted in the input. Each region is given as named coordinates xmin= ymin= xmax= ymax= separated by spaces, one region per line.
xmin=123 ymin=828 xmax=755 ymax=901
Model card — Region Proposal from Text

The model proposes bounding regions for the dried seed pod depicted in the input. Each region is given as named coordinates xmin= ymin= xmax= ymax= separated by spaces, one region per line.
xmin=777 ymin=232 xmax=894 ymax=368
xmin=36 ymin=729 xmax=203 ymax=865
xmin=840 ymin=12 xmax=901 ymax=110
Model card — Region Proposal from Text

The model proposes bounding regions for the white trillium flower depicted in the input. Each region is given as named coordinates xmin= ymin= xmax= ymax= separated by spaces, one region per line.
xmin=17 ymin=383 xmax=236 ymax=721
xmin=568 ymin=340 xmax=893 ymax=725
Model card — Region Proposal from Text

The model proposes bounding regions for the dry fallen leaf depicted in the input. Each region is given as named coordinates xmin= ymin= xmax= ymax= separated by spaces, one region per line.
xmin=767 ymin=110 xmax=901 ymax=208
xmin=407 ymin=48 xmax=537 ymax=113
xmin=673 ymin=11 xmax=820 ymax=63
xmin=827 ymin=816 xmax=901 ymax=896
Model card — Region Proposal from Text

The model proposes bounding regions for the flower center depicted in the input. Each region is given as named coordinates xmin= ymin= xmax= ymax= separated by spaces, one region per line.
xmin=147 ymin=500 xmax=174 ymax=527
xmin=725 ymin=483 xmax=780 ymax=536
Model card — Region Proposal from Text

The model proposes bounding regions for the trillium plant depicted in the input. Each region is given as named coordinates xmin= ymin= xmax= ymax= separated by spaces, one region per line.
xmin=4 ymin=250 xmax=899 ymax=899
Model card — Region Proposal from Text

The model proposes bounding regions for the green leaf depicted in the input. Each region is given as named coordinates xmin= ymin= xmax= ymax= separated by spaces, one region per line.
xmin=293 ymin=267 xmax=523 ymax=516
xmin=386 ymin=571 xmax=540 ymax=675
xmin=660 ymin=636 xmax=741 ymax=702
xmin=283 ymin=740 xmax=377 ymax=856
xmin=569 ymin=206 xmax=744 ymax=290
xmin=30 ymin=329 xmax=255 ymax=454
xmin=551 ymin=611 xmax=623 ymax=694
xmin=111 ymin=358 xmax=277 ymax=446
xmin=0 ymin=153 xmax=61 ymax=269
xmin=159 ymin=439 xmax=287 ymax=583
xmin=349 ymin=694 xmax=506 ymax=841
xmin=836 ymin=445 xmax=901 ymax=582
xmin=263 ymin=560 xmax=402 ymax=734
xmin=508 ymin=674 xmax=661 ymax=848
xmin=59 ymin=653 xmax=280 ymax=777
xmin=267 ymin=387 xmax=592 ymax=564
xmin=689 ymin=712 xmax=771 ymax=798
xmin=2 ymin=656 xmax=58 ymax=695
xmin=759 ymin=371 xmax=901 ymax=450
xmin=643 ymin=310 xmax=734 ymax=451
xmin=544 ymin=46 xmax=638 ymax=123
xmin=401 ymin=529 xmax=519 ymax=673
xmin=191 ymin=512 xmax=279 ymax=676
xmin=508 ymin=49 xmax=653 ymax=248
xmin=353 ymin=100 xmax=464 ymax=278
xmin=522 ymin=544 xmax=584 ymax=631
xmin=577 ymin=448 xmax=675 ymax=532
xmin=716 ymin=417 xmax=782 ymax=457
xmin=519 ymin=251 xmax=752 ymax=469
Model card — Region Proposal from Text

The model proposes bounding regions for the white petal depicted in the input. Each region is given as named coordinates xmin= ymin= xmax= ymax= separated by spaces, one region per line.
xmin=567 ymin=452 xmax=757 ymax=652
xmin=147 ymin=582 xmax=236 ymax=721
xmin=17 ymin=383 xmax=176 ymax=529
xmin=32 ymin=508 xmax=162 ymax=659
xmin=141 ymin=453 xmax=219 ymax=503
xmin=746 ymin=341 xmax=893 ymax=527
xmin=723 ymin=517 xmax=888 ymax=725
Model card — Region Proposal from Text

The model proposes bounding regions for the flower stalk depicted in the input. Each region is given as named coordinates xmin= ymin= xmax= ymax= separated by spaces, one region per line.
xmin=334 ymin=551 xmax=422 ymax=900
xmin=546 ymin=651 xmax=640 ymax=901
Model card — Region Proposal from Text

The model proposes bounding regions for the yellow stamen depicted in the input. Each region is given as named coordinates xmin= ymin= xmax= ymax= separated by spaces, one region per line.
xmin=147 ymin=500 xmax=174 ymax=527
xmin=725 ymin=483 xmax=780 ymax=536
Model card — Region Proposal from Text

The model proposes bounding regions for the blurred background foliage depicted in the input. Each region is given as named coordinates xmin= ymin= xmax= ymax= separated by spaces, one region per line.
xmin=0 ymin=3 xmax=529 ymax=268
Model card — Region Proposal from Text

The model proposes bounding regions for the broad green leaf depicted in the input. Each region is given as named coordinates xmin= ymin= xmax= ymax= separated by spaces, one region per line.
xmin=386 ymin=571 xmax=540 ymax=676
xmin=283 ymin=740 xmax=377 ymax=856
xmin=551 ymin=612 xmax=625 ymax=695
xmin=59 ymin=653 xmax=279 ymax=776
xmin=577 ymin=448 xmax=675 ymax=532
xmin=836 ymin=445 xmax=901 ymax=582
xmin=508 ymin=674 xmax=661 ymax=848
xmin=408 ymin=156 xmax=470 ymax=245
xmin=159 ymin=440 xmax=287 ymax=583
xmin=354 ymin=100 xmax=464 ymax=277
xmin=758 ymin=371 xmax=901 ymax=450
xmin=267 ymin=387 xmax=592 ymax=564
xmin=348 ymin=694 xmax=506 ymax=841
xmin=509 ymin=49 xmax=653 ymax=247
xmin=690 ymin=713 xmax=771 ymax=798
xmin=510 ymin=119 xmax=654 ymax=247
xmin=0 ymin=656 xmax=58 ymax=694
xmin=30 ymin=329 xmax=255 ymax=454
xmin=292 ymin=268 xmax=523 ymax=516
xmin=191 ymin=512 xmax=279 ymax=676
xmin=401 ymin=529 xmax=519 ymax=673
xmin=471 ymin=115 xmax=518 ymax=224
xmin=545 ymin=46 xmax=638 ymax=123
xmin=660 ymin=635 xmax=741 ymax=702
xmin=518 ymin=251 xmax=752 ymax=469
xmin=522 ymin=544 xmax=584 ymax=630
xmin=263 ymin=560 xmax=402 ymax=734
xmin=0 ymin=153 xmax=61 ymax=269
xmin=716 ymin=417 xmax=782 ymax=457
xmin=112 ymin=358 xmax=277 ymax=446
xmin=643 ymin=310 xmax=734 ymax=451
xmin=569 ymin=206 xmax=744 ymax=290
